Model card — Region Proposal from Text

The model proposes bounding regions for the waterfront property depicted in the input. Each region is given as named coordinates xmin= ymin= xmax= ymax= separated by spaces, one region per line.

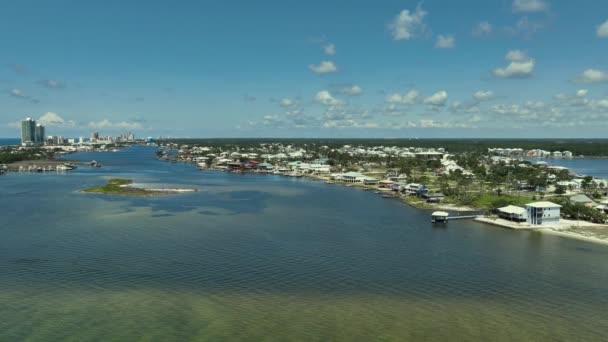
xmin=526 ymin=201 xmax=562 ymax=225
xmin=497 ymin=205 xmax=527 ymax=222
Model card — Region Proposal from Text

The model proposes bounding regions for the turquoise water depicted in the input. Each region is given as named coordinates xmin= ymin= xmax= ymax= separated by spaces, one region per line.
xmin=0 ymin=138 xmax=19 ymax=146
xmin=1 ymin=146 xmax=608 ymax=341
xmin=533 ymin=157 xmax=608 ymax=179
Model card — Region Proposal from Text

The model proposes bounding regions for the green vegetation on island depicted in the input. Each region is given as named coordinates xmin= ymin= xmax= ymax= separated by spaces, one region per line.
xmin=82 ymin=178 xmax=167 ymax=196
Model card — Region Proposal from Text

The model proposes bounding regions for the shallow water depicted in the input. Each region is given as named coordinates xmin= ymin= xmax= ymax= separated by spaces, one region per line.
xmin=1 ymin=146 xmax=607 ymax=341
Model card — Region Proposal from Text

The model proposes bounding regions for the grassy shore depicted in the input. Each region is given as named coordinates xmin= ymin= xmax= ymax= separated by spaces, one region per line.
xmin=82 ymin=178 xmax=172 ymax=196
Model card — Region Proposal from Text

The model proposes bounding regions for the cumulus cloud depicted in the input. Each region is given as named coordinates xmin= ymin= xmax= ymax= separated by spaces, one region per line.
xmin=385 ymin=90 xmax=418 ymax=104
xmin=473 ymin=90 xmax=495 ymax=102
xmin=308 ymin=60 xmax=337 ymax=74
xmin=279 ymin=98 xmax=297 ymax=107
xmin=389 ymin=4 xmax=427 ymax=41
xmin=597 ymin=20 xmax=608 ymax=38
xmin=324 ymin=43 xmax=336 ymax=55
xmin=513 ymin=0 xmax=548 ymax=13
xmin=473 ymin=21 xmax=493 ymax=36
xmin=39 ymin=79 xmax=65 ymax=89
xmin=37 ymin=112 xmax=66 ymax=126
xmin=9 ymin=88 xmax=27 ymax=98
xmin=88 ymin=119 xmax=143 ymax=130
xmin=494 ymin=50 xmax=535 ymax=78
xmin=576 ymin=89 xmax=589 ymax=97
xmin=339 ymin=85 xmax=363 ymax=96
xmin=315 ymin=90 xmax=341 ymax=106
xmin=435 ymin=35 xmax=455 ymax=48
xmin=576 ymin=69 xmax=608 ymax=83
xmin=423 ymin=91 xmax=448 ymax=106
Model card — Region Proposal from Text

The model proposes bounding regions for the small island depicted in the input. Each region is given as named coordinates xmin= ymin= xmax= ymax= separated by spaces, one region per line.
xmin=82 ymin=178 xmax=196 ymax=196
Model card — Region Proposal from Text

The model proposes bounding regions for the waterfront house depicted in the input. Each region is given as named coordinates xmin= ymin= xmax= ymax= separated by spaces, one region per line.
xmin=309 ymin=164 xmax=331 ymax=174
xmin=363 ymin=177 xmax=379 ymax=185
xmin=378 ymin=180 xmax=395 ymax=188
xmin=525 ymin=201 xmax=561 ymax=225
xmin=424 ymin=193 xmax=445 ymax=203
xmin=497 ymin=205 xmax=527 ymax=222
xmin=256 ymin=163 xmax=274 ymax=171
xmin=341 ymin=172 xmax=365 ymax=183
xmin=404 ymin=183 xmax=429 ymax=197
xmin=227 ymin=162 xmax=243 ymax=170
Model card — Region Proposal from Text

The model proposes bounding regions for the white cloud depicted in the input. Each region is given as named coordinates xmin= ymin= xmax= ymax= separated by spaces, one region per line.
xmin=576 ymin=89 xmax=588 ymax=97
xmin=38 ymin=112 xmax=65 ymax=126
xmin=597 ymin=20 xmax=608 ymax=38
xmin=423 ymin=91 xmax=448 ymax=106
xmin=308 ymin=60 xmax=337 ymax=74
xmin=494 ymin=50 xmax=535 ymax=78
xmin=280 ymin=98 xmax=296 ymax=107
xmin=473 ymin=21 xmax=493 ymax=36
xmin=473 ymin=90 xmax=495 ymax=101
xmin=592 ymin=99 xmax=608 ymax=109
xmin=389 ymin=4 xmax=427 ymax=41
xmin=339 ymin=85 xmax=363 ymax=96
xmin=39 ymin=79 xmax=65 ymax=89
xmin=435 ymin=35 xmax=455 ymax=49
xmin=385 ymin=90 xmax=418 ymax=104
xmin=324 ymin=43 xmax=336 ymax=55
xmin=88 ymin=119 xmax=143 ymax=130
xmin=315 ymin=90 xmax=341 ymax=106
xmin=577 ymin=69 xmax=608 ymax=83
xmin=9 ymin=88 xmax=27 ymax=98
xmin=513 ymin=0 xmax=548 ymax=13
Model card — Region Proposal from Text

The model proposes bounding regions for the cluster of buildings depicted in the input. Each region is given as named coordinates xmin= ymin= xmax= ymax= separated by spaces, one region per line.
xmin=90 ymin=131 xmax=136 ymax=144
xmin=19 ymin=117 xmax=138 ymax=147
xmin=488 ymin=148 xmax=573 ymax=159
xmin=20 ymin=118 xmax=46 ymax=146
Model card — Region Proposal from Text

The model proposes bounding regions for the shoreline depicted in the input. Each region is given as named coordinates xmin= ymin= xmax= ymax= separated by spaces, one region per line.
xmin=199 ymin=168 xmax=608 ymax=246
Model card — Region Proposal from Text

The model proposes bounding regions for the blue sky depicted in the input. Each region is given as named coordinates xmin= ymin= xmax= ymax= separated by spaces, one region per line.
xmin=1 ymin=0 xmax=608 ymax=138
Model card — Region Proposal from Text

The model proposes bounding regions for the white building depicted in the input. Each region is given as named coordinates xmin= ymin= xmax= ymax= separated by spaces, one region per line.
xmin=497 ymin=205 xmax=527 ymax=222
xmin=526 ymin=201 xmax=561 ymax=225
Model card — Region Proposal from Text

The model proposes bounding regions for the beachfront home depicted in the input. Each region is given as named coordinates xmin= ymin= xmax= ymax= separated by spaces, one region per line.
xmin=363 ymin=177 xmax=379 ymax=185
xmin=497 ymin=205 xmax=527 ymax=222
xmin=309 ymin=164 xmax=331 ymax=174
xmin=424 ymin=193 xmax=445 ymax=203
xmin=340 ymin=172 xmax=366 ymax=183
xmin=256 ymin=163 xmax=274 ymax=171
xmin=525 ymin=201 xmax=561 ymax=225
xmin=404 ymin=183 xmax=428 ymax=196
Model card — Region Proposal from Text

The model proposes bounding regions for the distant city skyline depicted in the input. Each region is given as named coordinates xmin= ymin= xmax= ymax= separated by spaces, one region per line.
xmin=1 ymin=0 xmax=608 ymax=138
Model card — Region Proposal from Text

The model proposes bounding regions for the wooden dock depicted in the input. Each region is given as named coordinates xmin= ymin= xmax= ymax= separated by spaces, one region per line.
xmin=446 ymin=215 xmax=478 ymax=220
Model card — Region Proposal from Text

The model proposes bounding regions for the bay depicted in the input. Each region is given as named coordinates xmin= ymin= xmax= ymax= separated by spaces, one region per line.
xmin=1 ymin=146 xmax=607 ymax=341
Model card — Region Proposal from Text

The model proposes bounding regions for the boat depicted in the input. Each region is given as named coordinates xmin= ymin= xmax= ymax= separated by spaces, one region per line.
xmin=431 ymin=211 xmax=449 ymax=223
